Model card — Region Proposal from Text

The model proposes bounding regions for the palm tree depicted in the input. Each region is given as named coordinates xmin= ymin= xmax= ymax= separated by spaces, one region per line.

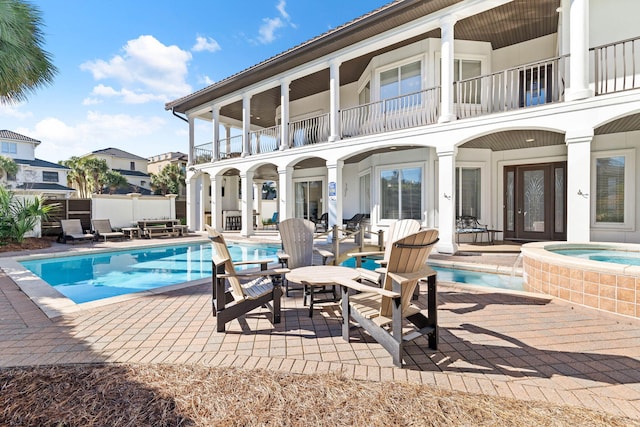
xmin=60 ymin=157 xmax=89 ymax=197
xmin=151 ymin=164 xmax=186 ymax=195
xmin=104 ymin=170 xmax=128 ymax=194
xmin=0 ymin=155 xmax=18 ymax=182
xmin=0 ymin=0 xmax=57 ymax=104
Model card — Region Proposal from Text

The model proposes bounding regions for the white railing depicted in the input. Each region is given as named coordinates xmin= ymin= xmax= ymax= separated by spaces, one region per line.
xmin=250 ymin=125 xmax=280 ymax=154
xmin=340 ymin=87 xmax=440 ymax=138
xmin=593 ymin=36 xmax=640 ymax=95
xmin=455 ymin=56 xmax=568 ymax=119
xmin=288 ymin=113 xmax=330 ymax=147
xmin=217 ymin=135 xmax=243 ymax=160
xmin=193 ymin=143 xmax=212 ymax=165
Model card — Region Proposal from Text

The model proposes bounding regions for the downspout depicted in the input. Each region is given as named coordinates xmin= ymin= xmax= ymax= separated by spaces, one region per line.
xmin=172 ymin=108 xmax=188 ymax=123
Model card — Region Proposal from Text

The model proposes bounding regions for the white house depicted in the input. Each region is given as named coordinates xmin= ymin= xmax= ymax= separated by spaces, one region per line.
xmin=166 ymin=0 xmax=640 ymax=254
xmin=83 ymin=147 xmax=152 ymax=195
xmin=0 ymin=130 xmax=74 ymax=199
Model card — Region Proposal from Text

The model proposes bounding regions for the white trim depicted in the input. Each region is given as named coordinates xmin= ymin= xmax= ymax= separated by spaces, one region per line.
xmin=374 ymin=54 xmax=425 ymax=102
xmin=590 ymin=148 xmax=636 ymax=231
xmin=455 ymin=161 xmax=488 ymax=222
xmin=374 ymin=161 xmax=425 ymax=225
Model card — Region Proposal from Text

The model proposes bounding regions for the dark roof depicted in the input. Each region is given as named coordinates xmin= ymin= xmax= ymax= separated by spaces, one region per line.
xmin=88 ymin=147 xmax=148 ymax=161
xmin=15 ymin=183 xmax=74 ymax=192
xmin=113 ymin=169 xmax=150 ymax=178
xmin=14 ymin=158 xmax=70 ymax=169
xmin=0 ymin=130 xmax=41 ymax=145
xmin=105 ymin=185 xmax=153 ymax=196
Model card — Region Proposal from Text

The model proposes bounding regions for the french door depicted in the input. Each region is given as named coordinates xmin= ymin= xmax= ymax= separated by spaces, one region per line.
xmin=294 ymin=180 xmax=323 ymax=222
xmin=503 ymin=162 xmax=566 ymax=241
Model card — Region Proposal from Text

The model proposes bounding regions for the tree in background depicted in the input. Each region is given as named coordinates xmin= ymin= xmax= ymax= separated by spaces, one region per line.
xmin=60 ymin=157 xmax=90 ymax=197
xmin=151 ymin=164 xmax=185 ymax=196
xmin=104 ymin=170 xmax=128 ymax=194
xmin=60 ymin=157 xmax=127 ymax=196
xmin=0 ymin=0 xmax=57 ymax=104
xmin=0 ymin=155 xmax=18 ymax=182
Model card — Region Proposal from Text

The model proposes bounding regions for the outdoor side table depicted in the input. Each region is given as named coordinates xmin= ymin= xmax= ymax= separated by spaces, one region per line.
xmin=121 ymin=227 xmax=140 ymax=239
xmin=286 ymin=265 xmax=360 ymax=317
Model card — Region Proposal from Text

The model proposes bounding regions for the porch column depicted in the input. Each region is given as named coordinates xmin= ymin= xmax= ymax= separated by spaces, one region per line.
xmin=566 ymin=131 xmax=593 ymax=242
xmin=436 ymin=146 xmax=458 ymax=254
xmin=224 ymin=125 xmax=231 ymax=157
xmin=278 ymin=165 xmax=293 ymax=221
xmin=240 ymin=170 xmax=254 ymax=237
xmin=212 ymin=106 xmax=220 ymax=161
xmin=197 ymin=174 xmax=205 ymax=231
xmin=326 ymin=160 xmax=344 ymax=242
xmin=185 ymin=176 xmax=196 ymax=231
xmin=242 ymin=94 xmax=251 ymax=157
xmin=211 ymin=176 xmax=223 ymax=231
xmin=329 ymin=60 xmax=341 ymax=142
xmin=559 ymin=0 xmax=571 ymax=55
xmin=566 ymin=0 xmax=593 ymax=101
xmin=188 ymin=115 xmax=195 ymax=164
xmin=280 ymin=79 xmax=290 ymax=150
xmin=438 ymin=16 xmax=457 ymax=123
xmin=254 ymin=180 xmax=264 ymax=229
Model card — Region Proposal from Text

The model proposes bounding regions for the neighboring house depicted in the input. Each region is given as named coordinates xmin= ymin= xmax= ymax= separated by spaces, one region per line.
xmin=0 ymin=130 xmax=74 ymax=199
xmin=166 ymin=0 xmax=640 ymax=254
xmin=83 ymin=147 xmax=152 ymax=195
xmin=147 ymin=151 xmax=188 ymax=197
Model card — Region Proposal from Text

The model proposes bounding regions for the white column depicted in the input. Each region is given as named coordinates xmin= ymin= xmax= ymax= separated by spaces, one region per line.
xmin=326 ymin=160 xmax=343 ymax=242
xmin=438 ymin=16 xmax=457 ymax=123
xmin=566 ymin=131 xmax=593 ymax=242
xmin=240 ymin=170 xmax=254 ymax=237
xmin=436 ymin=146 xmax=457 ymax=254
xmin=255 ymin=180 xmax=264 ymax=228
xmin=242 ymin=94 xmax=251 ymax=157
xmin=280 ymin=79 xmax=290 ymax=150
xmin=185 ymin=176 xmax=196 ymax=231
xmin=278 ymin=166 xmax=293 ymax=221
xmin=559 ymin=0 xmax=571 ymax=55
xmin=165 ymin=194 xmax=177 ymax=219
xmin=566 ymin=0 xmax=593 ymax=101
xmin=211 ymin=176 xmax=223 ymax=231
xmin=329 ymin=61 xmax=341 ymax=142
xmin=212 ymin=106 xmax=220 ymax=161
xmin=196 ymin=175 xmax=205 ymax=231
xmin=224 ymin=125 xmax=231 ymax=156
xmin=188 ymin=115 xmax=195 ymax=164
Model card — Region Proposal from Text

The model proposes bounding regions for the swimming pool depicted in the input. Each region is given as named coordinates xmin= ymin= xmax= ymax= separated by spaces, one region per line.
xmin=20 ymin=242 xmax=281 ymax=304
xmin=552 ymin=248 xmax=640 ymax=266
xmin=340 ymin=257 xmax=523 ymax=291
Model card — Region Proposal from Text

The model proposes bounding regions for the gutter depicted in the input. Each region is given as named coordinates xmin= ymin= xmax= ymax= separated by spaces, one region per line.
xmin=172 ymin=108 xmax=188 ymax=123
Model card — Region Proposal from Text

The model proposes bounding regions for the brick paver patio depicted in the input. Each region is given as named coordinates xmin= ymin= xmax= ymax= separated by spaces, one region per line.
xmin=1 ymin=236 xmax=639 ymax=419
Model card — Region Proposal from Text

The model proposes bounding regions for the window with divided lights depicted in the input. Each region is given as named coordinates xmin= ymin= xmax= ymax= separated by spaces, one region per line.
xmin=593 ymin=151 xmax=635 ymax=229
xmin=1 ymin=142 xmax=17 ymax=154
xmin=380 ymin=166 xmax=422 ymax=220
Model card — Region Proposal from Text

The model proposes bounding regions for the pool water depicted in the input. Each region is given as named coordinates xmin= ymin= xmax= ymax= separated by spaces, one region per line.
xmin=340 ymin=257 xmax=523 ymax=291
xmin=20 ymin=242 xmax=281 ymax=304
xmin=553 ymin=249 xmax=640 ymax=266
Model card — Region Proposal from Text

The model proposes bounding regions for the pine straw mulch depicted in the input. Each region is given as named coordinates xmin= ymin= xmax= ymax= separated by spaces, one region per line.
xmin=1 ymin=364 xmax=638 ymax=427
xmin=0 ymin=237 xmax=52 ymax=253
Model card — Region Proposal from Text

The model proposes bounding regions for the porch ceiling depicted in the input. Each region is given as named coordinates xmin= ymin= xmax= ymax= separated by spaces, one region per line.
xmin=595 ymin=113 xmax=640 ymax=135
xmin=171 ymin=0 xmax=561 ymax=126
xmin=460 ymin=130 xmax=565 ymax=151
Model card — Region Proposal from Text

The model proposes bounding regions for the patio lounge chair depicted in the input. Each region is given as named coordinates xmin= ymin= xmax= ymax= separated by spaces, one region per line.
xmin=347 ymin=219 xmax=422 ymax=286
xmin=91 ymin=219 xmax=125 ymax=242
xmin=59 ymin=219 xmax=94 ymax=244
xmin=206 ymin=225 xmax=288 ymax=332
xmin=335 ymin=228 xmax=439 ymax=367
xmin=278 ymin=218 xmax=334 ymax=298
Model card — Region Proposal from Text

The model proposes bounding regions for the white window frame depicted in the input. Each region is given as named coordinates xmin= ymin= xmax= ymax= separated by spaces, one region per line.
xmin=1 ymin=142 xmax=17 ymax=154
xmin=42 ymin=170 xmax=59 ymax=183
xmin=455 ymin=162 xmax=487 ymax=221
xmin=374 ymin=54 xmax=425 ymax=102
xmin=292 ymin=175 xmax=326 ymax=221
xmin=591 ymin=149 xmax=635 ymax=230
xmin=375 ymin=161 xmax=424 ymax=225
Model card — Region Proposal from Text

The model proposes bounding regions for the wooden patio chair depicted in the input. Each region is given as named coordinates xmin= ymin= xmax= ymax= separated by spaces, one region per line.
xmin=334 ymin=228 xmax=439 ymax=367
xmin=59 ymin=219 xmax=94 ymax=244
xmin=347 ymin=219 xmax=422 ymax=286
xmin=91 ymin=219 xmax=125 ymax=242
xmin=278 ymin=218 xmax=334 ymax=298
xmin=206 ymin=225 xmax=288 ymax=332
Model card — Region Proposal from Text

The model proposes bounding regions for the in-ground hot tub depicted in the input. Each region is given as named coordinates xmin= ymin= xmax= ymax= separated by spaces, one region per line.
xmin=521 ymin=242 xmax=640 ymax=319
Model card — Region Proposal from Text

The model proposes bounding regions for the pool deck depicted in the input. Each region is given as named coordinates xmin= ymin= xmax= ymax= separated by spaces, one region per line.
xmin=1 ymin=232 xmax=639 ymax=420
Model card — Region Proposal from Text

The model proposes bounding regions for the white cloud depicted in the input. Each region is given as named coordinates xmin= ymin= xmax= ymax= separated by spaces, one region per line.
xmin=192 ymin=36 xmax=221 ymax=53
xmin=80 ymin=35 xmax=192 ymax=103
xmin=198 ymin=75 xmax=215 ymax=86
xmin=0 ymin=103 xmax=32 ymax=119
xmin=256 ymin=1 xmax=295 ymax=44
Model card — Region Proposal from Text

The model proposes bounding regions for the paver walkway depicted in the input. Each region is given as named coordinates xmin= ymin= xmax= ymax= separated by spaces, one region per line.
xmin=1 ymin=237 xmax=639 ymax=419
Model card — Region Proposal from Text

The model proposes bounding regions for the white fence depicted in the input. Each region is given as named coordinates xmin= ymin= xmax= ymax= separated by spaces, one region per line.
xmin=92 ymin=194 xmax=177 ymax=229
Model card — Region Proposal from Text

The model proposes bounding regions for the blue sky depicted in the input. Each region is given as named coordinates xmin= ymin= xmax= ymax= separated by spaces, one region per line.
xmin=1 ymin=1 xmax=389 ymax=163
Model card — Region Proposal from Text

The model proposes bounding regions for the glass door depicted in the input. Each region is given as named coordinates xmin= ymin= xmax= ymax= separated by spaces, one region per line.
xmin=294 ymin=180 xmax=323 ymax=222
xmin=504 ymin=162 xmax=566 ymax=241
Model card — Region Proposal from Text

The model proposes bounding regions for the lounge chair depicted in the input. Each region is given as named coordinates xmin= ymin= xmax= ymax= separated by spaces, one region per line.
xmin=91 ymin=219 xmax=125 ymax=242
xmin=335 ymin=228 xmax=439 ymax=367
xmin=343 ymin=213 xmax=365 ymax=231
xmin=263 ymin=211 xmax=279 ymax=229
xmin=348 ymin=219 xmax=422 ymax=286
xmin=59 ymin=219 xmax=94 ymax=244
xmin=206 ymin=225 xmax=288 ymax=332
xmin=278 ymin=218 xmax=334 ymax=298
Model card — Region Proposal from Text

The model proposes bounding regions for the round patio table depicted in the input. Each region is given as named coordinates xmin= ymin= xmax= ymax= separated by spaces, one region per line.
xmin=286 ymin=265 xmax=360 ymax=317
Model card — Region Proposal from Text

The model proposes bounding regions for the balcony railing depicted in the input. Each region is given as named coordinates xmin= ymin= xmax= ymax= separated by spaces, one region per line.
xmin=288 ymin=113 xmax=330 ymax=147
xmin=341 ymin=87 xmax=440 ymax=138
xmin=250 ymin=125 xmax=280 ymax=155
xmin=593 ymin=36 xmax=640 ymax=95
xmin=217 ymin=135 xmax=243 ymax=160
xmin=454 ymin=56 xmax=568 ymax=120
xmin=193 ymin=143 xmax=212 ymax=165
